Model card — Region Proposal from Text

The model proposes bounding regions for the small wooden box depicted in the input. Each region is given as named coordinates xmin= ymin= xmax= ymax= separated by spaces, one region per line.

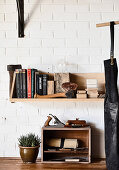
xmin=41 ymin=127 xmax=91 ymax=163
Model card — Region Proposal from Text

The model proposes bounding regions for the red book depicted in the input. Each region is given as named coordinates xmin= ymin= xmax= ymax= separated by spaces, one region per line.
xmin=27 ymin=69 xmax=31 ymax=98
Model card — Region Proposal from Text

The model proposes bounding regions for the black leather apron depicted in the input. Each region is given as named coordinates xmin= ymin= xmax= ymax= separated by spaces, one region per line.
xmin=104 ymin=22 xmax=119 ymax=170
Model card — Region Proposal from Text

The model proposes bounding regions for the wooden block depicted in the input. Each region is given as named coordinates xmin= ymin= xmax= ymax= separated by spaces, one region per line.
xmin=88 ymin=94 xmax=99 ymax=98
xmin=47 ymin=81 xmax=54 ymax=95
xmin=76 ymin=94 xmax=87 ymax=99
xmin=63 ymin=139 xmax=78 ymax=148
xmin=34 ymin=93 xmax=66 ymax=98
xmin=54 ymin=73 xmax=70 ymax=93
xmin=77 ymin=90 xmax=86 ymax=94
xmin=86 ymin=79 xmax=97 ymax=85
xmin=87 ymin=84 xmax=97 ymax=88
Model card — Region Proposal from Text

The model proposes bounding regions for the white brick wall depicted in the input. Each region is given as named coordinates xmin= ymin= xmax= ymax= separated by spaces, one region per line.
xmin=0 ymin=0 xmax=119 ymax=158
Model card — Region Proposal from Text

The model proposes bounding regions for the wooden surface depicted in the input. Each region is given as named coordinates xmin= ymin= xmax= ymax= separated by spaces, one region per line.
xmin=34 ymin=93 xmax=66 ymax=98
xmin=42 ymin=127 xmax=91 ymax=163
xmin=96 ymin=21 xmax=119 ymax=27
xmin=47 ymin=81 xmax=54 ymax=95
xmin=0 ymin=158 xmax=107 ymax=170
xmin=10 ymin=98 xmax=104 ymax=102
xmin=9 ymin=73 xmax=105 ymax=102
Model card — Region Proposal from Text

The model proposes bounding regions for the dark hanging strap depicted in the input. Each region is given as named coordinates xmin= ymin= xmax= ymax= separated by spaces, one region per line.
xmin=110 ymin=21 xmax=115 ymax=65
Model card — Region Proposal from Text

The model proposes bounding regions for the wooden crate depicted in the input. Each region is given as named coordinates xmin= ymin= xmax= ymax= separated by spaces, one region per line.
xmin=41 ymin=127 xmax=91 ymax=163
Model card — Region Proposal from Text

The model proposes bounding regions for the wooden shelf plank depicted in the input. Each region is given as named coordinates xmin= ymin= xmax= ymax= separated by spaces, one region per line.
xmin=10 ymin=98 xmax=104 ymax=103
xmin=44 ymin=150 xmax=88 ymax=154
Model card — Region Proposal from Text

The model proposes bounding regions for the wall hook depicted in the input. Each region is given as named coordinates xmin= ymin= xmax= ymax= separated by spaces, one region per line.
xmin=16 ymin=0 xmax=24 ymax=38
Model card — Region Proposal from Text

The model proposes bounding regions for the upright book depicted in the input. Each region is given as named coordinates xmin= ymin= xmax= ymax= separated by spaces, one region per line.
xmin=31 ymin=69 xmax=37 ymax=98
xmin=27 ymin=69 xmax=31 ymax=98
xmin=35 ymin=73 xmax=43 ymax=95
xmin=43 ymin=74 xmax=49 ymax=95
xmin=22 ymin=69 xmax=27 ymax=98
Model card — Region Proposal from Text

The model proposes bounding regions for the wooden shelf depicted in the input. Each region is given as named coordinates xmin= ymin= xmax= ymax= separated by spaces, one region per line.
xmin=44 ymin=150 xmax=88 ymax=154
xmin=10 ymin=98 xmax=104 ymax=103
xmin=41 ymin=127 xmax=91 ymax=163
xmin=9 ymin=72 xmax=105 ymax=103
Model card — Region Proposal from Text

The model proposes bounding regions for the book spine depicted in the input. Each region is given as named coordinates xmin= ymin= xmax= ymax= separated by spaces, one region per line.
xmin=31 ymin=69 xmax=36 ymax=98
xmin=36 ymin=74 xmax=43 ymax=95
xmin=22 ymin=69 xmax=27 ymax=98
xmin=27 ymin=69 xmax=31 ymax=98
xmin=19 ymin=70 xmax=23 ymax=98
xmin=15 ymin=69 xmax=20 ymax=98
xmin=43 ymin=74 xmax=49 ymax=95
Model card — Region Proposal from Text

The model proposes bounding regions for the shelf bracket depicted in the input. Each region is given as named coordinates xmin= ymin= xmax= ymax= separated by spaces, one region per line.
xmin=16 ymin=0 xmax=24 ymax=38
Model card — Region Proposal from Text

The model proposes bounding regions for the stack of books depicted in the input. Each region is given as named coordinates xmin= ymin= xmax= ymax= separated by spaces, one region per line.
xmin=76 ymin=90 xmax=87 ymax=99
xmin=15 ymin=69 xmax=49 ymax=98
xmin=86 ymin=79 xmax=99 ymax=98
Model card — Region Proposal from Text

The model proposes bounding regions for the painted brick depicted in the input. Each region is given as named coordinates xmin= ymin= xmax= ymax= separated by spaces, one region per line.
xmin=42 ymin=55 xmax=65 ymax=64
xmin=0 ymin=5 xmax=16 ymax=13
xmin=77 ymin=13 xmax=101 ymax=21
xmin=18 ymin=38 xmax=42 ymax=47
xmin=18 ymin=56 xmax=42 ymax=67
xmin=78 ymin=64 xmax=102 ymax=73
xmin=53 ymin=13 xmax=76 ymax=21
xmin=0 ymin=14 xmax=4 ymax=22
xmin=5 ymin=13 xmax=17 ymax=22
xmin=0 ymin=23 xmax=16 ymax=30
xmin=42 ymin=39 xmax=65 ymax=47
xmin=65 ymin=4 xmax=89 ymax=13
xmin=41 ymin=5 xmax=64 ymax=13
xmin=0 ymin=48 xmax=5 ymax=57
xmin=30 ymin=48 xmax=53 ymax=56
xmin=78 ymin=0 xmax=101 ymax=3
xmin=25 ymin=4 xmax=40 ymax=13
xmin=54 ymin=30 xmax=77 ymax=38
xmin=6 ymin=48 xmax=29 ymax=57
xmin=30 ymin=30 xmax=53 ymax=38
xmin=114 ymin=3 xmax=119 ymax=11
xmin=30 ymin=12 xmax=52 ymax=22
xmin=25 ymin=22 xmax=41 ymax=31
xmin=65 ymin=22 xmax=90 ymax=33
xmin=66 ymin=55 xmax=90 ymax=64
xmin=0 ymin=55 xmax=17 ymax=64
xmin=90 ymin=3 xmax=113 ymax=12
xmin=54 ymin=48 xmax=77 ymax=56
xmin=102 ymin=12 xmax=119 ymax=21
xmin=0 ymin=39 xmax=17 ymax=47
xmin=5 ymin=30 xmax=18 ymax=38
xmin=66 ymin=38 xmax=89 ymax=47
xmin=41 ymin=22 xmax=64 ymax=31
xmin=53 ymin=0 xmax=77 ymax=4
xmin=5 ymin=0 xmax=29 ymax=4
xmin=0 ymin=0 xmax=5 ymax=4
xmin=29 ymin=0 xmax=52 ymax=4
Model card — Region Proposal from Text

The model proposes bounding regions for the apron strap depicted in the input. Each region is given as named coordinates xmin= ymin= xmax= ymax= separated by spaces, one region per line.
xmin=110 ymin=21 xmax=115 ymax=65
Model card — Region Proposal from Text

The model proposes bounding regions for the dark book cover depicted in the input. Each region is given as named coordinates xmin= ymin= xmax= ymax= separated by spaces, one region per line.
xmin=36 ymin=74 xmax=43 ymax=95
xmin=19 ymin=70 xmax=23 ymax=98
xmin=15 ymin=69 xmax=20 ymax=98
xmin=31 ymin=69 xmax=37 ymax=98
xmin=43 ymin=74 xmax=49 ymax=95
xmin=22 ymin=69 xmax=27 ymax=98
xmin=27 ymin=69 xmax=31 ymax=98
